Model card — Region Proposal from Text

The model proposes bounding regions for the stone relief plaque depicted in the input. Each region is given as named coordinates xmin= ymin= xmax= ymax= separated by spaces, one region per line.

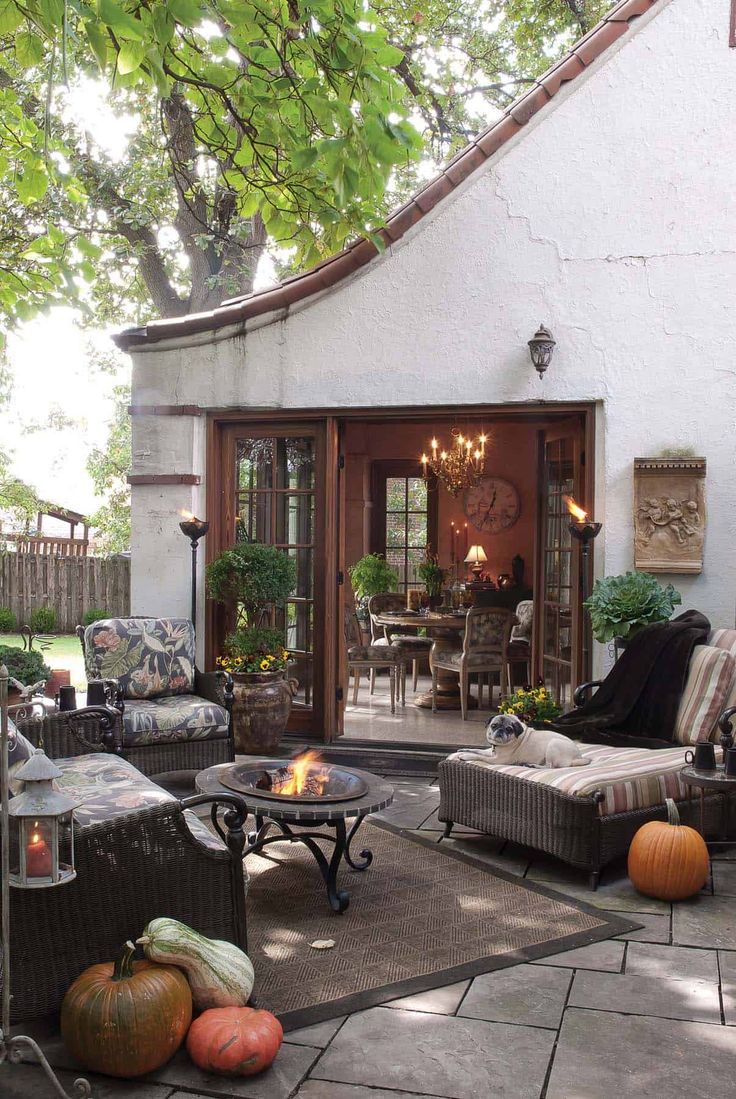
xmin=633 ymin=457 xmax=706 ymax=574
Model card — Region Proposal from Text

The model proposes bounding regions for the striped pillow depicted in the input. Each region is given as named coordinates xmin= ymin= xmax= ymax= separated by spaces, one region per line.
xmin=708 ymin=629 xmax=736 ymax=659
xmin=673 ymin=645 xmax=736 ymax=745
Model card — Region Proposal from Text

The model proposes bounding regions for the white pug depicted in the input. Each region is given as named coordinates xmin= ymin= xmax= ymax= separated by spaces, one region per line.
xmin=454 ymin=713 xmax=590 ymax=769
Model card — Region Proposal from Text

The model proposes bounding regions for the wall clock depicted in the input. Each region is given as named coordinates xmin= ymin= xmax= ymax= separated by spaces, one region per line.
xmin=464 ymin=477 xmax=521 ymax=534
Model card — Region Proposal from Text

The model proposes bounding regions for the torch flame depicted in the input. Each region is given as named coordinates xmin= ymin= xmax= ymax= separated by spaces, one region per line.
xmin=278 ymin=750 xmax=329 ymax=797
xmin=179 ymin=509 xmax=194 ymax=520
xmin=564 ymin=496 xmax=587 ymax=522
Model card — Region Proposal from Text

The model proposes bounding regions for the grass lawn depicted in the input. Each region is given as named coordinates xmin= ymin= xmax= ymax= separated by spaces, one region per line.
xmin=0 ymin=633 xmax=86 ymax=692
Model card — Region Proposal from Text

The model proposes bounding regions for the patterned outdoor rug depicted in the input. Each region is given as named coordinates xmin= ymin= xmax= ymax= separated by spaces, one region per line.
xmin=247 ymin=820 xmax=638 ymax=1030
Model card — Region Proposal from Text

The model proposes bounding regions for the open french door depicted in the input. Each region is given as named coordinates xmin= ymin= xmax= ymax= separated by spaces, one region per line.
xmin=533 ymin=418 xmax=589 ymax=708
xmin=209 ymin=420 xmax=336 ymax=739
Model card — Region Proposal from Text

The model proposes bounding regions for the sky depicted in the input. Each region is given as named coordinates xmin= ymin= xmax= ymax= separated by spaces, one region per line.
xmin=5 ymin=312 xmax=127 ymax=515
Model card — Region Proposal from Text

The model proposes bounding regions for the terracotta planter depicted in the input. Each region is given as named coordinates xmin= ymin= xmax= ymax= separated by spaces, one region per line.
xmin=45 ymin=668 xmax=71 ymax=700
xmin=231 ymin=671 xmax=296 ymax=755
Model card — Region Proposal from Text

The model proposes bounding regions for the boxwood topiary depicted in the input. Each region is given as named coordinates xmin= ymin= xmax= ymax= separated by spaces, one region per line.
xmin=0 ymin=645 xmax=51 ymax=685
xmin=0 ymin=606 xmax=16 ymax=632
xmin=30 ymin=606 xmax=57 ymax=633
xmin=206 ymin=543 xmax=296 ymax=625
xmin=83 ymin=608 xmax=109 ymax=627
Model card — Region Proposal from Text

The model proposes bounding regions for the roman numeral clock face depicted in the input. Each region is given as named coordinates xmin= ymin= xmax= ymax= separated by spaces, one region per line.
xmin=464 ymin=477 xmax=521 ymax=534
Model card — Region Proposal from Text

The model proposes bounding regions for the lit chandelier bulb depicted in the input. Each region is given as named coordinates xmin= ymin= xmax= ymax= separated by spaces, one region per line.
xmin=440 ymin=450 xmax=448 ymax=461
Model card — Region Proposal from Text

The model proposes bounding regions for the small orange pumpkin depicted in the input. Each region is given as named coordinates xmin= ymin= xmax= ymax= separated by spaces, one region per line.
xmin=61 ymin=941 xmax=192 ymax=1078
xmin=628 ymin=797 xmax=710 ymax=900
xmin=186 ymin=1006 xmax=283 ymax=1076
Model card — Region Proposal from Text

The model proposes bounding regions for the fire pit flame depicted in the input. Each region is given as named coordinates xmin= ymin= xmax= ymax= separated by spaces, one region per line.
xmin=222 ymin=754 xmax=369 ymax=803
xmin=272 ymin=750 xmax=330 ymax=798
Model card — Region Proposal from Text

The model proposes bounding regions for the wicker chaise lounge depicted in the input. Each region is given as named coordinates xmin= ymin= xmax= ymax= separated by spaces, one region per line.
xmin=6 ymin=706 xmax=248 ymax=1023
xmin=438 ymin=628 xmax=736 ymax=887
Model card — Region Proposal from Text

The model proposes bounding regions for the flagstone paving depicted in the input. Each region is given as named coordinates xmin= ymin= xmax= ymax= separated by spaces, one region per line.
xmin=6 ymin=773 xmax=736 ymax=1099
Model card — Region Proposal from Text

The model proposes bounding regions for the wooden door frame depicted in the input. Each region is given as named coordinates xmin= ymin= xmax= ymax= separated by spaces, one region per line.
xmin=207 ymin=401 xmax=597 ymax=747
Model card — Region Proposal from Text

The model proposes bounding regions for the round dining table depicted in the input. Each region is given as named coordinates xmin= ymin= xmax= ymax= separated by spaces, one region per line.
xmin=374 ymin=610 xmax=473 ymax=711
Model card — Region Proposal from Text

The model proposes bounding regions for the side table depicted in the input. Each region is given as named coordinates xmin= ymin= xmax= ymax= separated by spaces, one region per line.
xmin=680 ymin=766 xmax=736 ymax=847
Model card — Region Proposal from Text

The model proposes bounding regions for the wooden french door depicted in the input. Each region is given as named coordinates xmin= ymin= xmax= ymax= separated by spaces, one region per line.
xmin=210 ymin=420 xmax=333 ymax=738
xmin=534 ymin=420 xmax=587 ymax=708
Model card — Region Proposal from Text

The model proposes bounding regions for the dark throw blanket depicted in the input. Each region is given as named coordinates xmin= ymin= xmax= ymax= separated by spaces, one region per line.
xmin=555 ymin=610 xmax=710 ymax=750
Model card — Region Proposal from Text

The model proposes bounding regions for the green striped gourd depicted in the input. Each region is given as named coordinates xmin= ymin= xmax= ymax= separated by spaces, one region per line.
xmin=137 ymin=918 xmax=255 ymax=1010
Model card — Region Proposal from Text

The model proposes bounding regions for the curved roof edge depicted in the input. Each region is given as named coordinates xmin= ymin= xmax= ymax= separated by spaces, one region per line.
xmin=115 ymin=0 xmax=658 ymax=353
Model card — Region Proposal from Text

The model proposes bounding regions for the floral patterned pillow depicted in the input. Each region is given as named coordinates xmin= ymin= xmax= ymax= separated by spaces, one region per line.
xmin=84 ymin=618 xmax=196 ymax=700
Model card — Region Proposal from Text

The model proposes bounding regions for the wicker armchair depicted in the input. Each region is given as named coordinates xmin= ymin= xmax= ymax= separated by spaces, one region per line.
xmin=76 ymin=617 xmax=234 ymax=777
xmin=6 ymin=706 xmax=248 ymax=1022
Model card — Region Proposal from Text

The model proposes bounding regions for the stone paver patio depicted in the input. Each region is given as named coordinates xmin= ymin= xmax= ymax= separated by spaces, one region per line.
xmin=6 ymin=774 xmax=736 ymax=1099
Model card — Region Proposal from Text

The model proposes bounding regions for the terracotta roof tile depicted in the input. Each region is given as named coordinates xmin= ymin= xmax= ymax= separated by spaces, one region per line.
xmin=115 ymin=0 xmax=661 ymax=351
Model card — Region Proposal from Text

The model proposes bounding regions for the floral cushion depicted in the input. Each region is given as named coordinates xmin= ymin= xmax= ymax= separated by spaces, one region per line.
xmin=84 ymin=617 xmax=196 ymax=700
xmin=348 ymin=645 xmax=400 ymax=663
xmin=7 ymin=719 xmax=35 ymax=796
xmin=438 ymin=650 xmax=502 ymax=670
xmin=122 ymin=695 xmax=229 ymax=747
xmin=53 ymin=754 xmax=228 ymax=852
xmin=466 ymin=609 xmax=512 ymax=648
xmin=54 ymin=753 xmax=176 ymax=827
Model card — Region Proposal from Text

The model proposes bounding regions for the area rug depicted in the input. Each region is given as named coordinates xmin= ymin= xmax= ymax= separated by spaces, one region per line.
xmin=246 ymin=820 xmax=640 ymax=1030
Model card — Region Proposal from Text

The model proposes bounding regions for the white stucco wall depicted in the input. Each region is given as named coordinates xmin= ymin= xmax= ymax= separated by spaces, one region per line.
xmin=128 ymin=0 xmax=736 ymax=650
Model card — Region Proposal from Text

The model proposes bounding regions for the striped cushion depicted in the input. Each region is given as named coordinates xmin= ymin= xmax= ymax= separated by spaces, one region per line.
xmin=708 ymin=629 xmax=736 ymax=658
xmin=673 ymin=645 xmax=735 ymax=745
xmin=454 ymin=743 xmax=723 ymax=817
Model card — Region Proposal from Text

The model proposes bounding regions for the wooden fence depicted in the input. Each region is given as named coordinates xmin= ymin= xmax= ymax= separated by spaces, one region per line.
xmin=0 ymin=553 xmax=130 ymax=632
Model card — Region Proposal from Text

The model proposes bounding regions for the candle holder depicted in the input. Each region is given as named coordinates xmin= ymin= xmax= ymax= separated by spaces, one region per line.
xmin=0 ymin=665 xmax=93 ymax=1097
xmin=179 ymin=512 xmax=209 ymax=632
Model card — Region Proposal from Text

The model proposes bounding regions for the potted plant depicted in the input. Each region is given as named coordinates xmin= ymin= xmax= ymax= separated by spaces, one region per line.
xmin=417 ymin=553 xmax=446 ymax=610
xmin=0 ymin=644 xmax=51 ymax=701
xmin=499 ymin=686 xmax=561 ymax=728
xmin=348 ymin=554 xmax=399 ymax=629
xmin=584 ymin=571 xmax=682 ymax=648
xmin=206 ymin=542 xmax=297 ymax=754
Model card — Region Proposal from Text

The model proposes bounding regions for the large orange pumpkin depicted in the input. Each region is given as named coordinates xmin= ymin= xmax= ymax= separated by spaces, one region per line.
xmin=61 ymin=940 xmax=192 ymax=1078
xmin=628 ymin=798 xmax=710 ymax=901
xmin=187 ymin=1006 xmax=283 ymax=1076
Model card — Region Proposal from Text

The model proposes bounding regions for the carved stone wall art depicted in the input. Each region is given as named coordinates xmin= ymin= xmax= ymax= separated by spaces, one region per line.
xmin=633 ymin=457 xmax=706 ymax=574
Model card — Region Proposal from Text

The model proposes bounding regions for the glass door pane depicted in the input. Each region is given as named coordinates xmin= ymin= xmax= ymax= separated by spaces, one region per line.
xmin=223 ymin=425 xmax=324 ymax=734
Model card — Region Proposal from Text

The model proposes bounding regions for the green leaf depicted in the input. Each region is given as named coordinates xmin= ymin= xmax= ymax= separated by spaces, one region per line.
xmin=167 ymin=0 xmax=203 ymax=27
xmin=97 ymin=0 xmax=144 ymax=40
xmin=17 ymin=167 xmax=49 ymax=204
xmin=84 ymin=19 xmax=109 ymax=69
xmin=117 ymin=40 xmax=145 ymax=74
xmin=15 ymin=30 xmax=45 ymax=66
xmin=0 ymin=1 xmax=23 ymax=35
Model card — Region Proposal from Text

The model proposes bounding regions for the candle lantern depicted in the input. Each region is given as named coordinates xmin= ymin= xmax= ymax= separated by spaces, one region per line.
xmin=7 ymin=749 xmax=78 ymax=889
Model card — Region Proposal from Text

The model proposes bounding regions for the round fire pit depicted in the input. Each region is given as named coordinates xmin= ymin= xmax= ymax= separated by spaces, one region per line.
xmin=196 ymin=760 xmax=394 ymax=914
xmin=219 ymin=760 xmax=369 ymax=804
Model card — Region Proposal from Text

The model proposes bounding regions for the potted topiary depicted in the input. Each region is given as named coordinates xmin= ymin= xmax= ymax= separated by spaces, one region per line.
xmin=584 ymin=571 xmax=682 ymax=652
xmin=348 ymin=554 xmax=399 ymax=632
xmin=417 ymin=554 xmax=446 ymax=610
xmin=206 ymin=542 xmax=297 ymax=754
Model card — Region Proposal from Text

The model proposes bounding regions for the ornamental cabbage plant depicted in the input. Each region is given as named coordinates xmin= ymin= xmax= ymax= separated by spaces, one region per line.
xmin=584 ymin=572 xmax=682 ymax=644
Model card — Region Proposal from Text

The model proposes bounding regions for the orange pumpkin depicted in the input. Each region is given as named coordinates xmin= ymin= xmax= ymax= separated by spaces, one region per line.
xmin=186 ymin=1006 xmax=283 ymax=1076
xmin=628 ymin=798 xmax=710 ymax=900
xmin=61 ymin=941 xmax=192 ymax=1078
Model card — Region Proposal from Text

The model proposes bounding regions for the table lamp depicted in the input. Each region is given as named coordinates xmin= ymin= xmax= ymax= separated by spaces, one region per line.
xmin=464 ymin=545 xmax=487 ymax=580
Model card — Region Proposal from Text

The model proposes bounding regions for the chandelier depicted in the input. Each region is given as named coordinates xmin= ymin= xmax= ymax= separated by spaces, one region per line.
xmin=421 ymin=429 xmax=487 ymax=496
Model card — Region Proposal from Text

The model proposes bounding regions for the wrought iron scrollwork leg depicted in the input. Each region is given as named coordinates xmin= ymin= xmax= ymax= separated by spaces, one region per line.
xmin=0 ymin=1032 xmax=92 ymax=1098
xmin=344 ymin=813 xmax=373 ymax=870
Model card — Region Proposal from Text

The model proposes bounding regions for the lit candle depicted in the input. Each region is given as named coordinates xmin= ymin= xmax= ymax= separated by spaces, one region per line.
xmin=450 ymin=522 xmax=456 ymax=564
xmin=431 ymin=438 xmax=438 ymax=459
xmin=464 ymin=522 xmax=468 ymax=554
xmin=26 ymin=825 xmax=52 ymax=878
xmin=440 ymin=450 xmax=447 ymax=461
xmin=421 ymin=453 xmax=428 ymax=477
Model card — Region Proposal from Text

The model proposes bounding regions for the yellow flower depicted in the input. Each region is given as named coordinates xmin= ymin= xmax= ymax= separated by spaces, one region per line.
xmin=260 ymin=659 xmax=270 ymax=671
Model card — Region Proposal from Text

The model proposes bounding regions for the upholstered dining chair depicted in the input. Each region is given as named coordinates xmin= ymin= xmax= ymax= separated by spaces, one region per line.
xmin=368 ymin=592 xmax=433 ymax=694
xmin=432 ymin=607 xmax=514 ymax=720
xmin=345 ymin=606 xmax=400 ymax=713
xmin=508 ymin=599 xmax=533 ymax=685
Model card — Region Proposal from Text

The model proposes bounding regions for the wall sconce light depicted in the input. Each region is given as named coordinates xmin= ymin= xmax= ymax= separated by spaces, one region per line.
xmin=528 ymin=324 xmax=556 ymax=378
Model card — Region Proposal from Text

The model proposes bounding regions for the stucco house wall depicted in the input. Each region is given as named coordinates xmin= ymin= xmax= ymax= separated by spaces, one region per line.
xmin=124 ymin=0 xmax=736 ymax=656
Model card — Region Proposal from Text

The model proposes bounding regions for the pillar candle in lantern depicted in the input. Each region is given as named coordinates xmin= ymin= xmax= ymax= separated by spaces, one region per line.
xmin=26 ymin=824 xmax=52 ymax=878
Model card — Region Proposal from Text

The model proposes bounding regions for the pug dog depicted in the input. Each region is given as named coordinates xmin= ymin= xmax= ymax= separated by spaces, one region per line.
xmin=454 ymin=713 xmax=590 ymax=768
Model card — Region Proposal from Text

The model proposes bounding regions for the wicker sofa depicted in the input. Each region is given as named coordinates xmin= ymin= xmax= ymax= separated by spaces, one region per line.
xmin=438 ymin=628 xmax=736 ymax=887
xmin=6 ymin=706 xmax=248 ymax=1023
xmin=76 ymin=616 xmax=234 ymax=777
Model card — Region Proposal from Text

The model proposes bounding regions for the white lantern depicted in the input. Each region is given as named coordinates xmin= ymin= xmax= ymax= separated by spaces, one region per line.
xmin=7 ymin=749 xmax=78 ymax=888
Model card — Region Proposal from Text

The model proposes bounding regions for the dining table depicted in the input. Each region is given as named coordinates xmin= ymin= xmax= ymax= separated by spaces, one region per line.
xmin=374 ymin=609 xmax=474 ymax=711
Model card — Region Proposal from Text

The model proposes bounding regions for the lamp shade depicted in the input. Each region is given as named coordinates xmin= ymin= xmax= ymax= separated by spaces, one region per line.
xmin=464 ymin=545 xmax=488 ymax=565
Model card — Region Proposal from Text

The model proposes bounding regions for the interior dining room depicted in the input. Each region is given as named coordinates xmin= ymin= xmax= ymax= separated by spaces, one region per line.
xmin=340 ymin=406 xmax=591 ymax=750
